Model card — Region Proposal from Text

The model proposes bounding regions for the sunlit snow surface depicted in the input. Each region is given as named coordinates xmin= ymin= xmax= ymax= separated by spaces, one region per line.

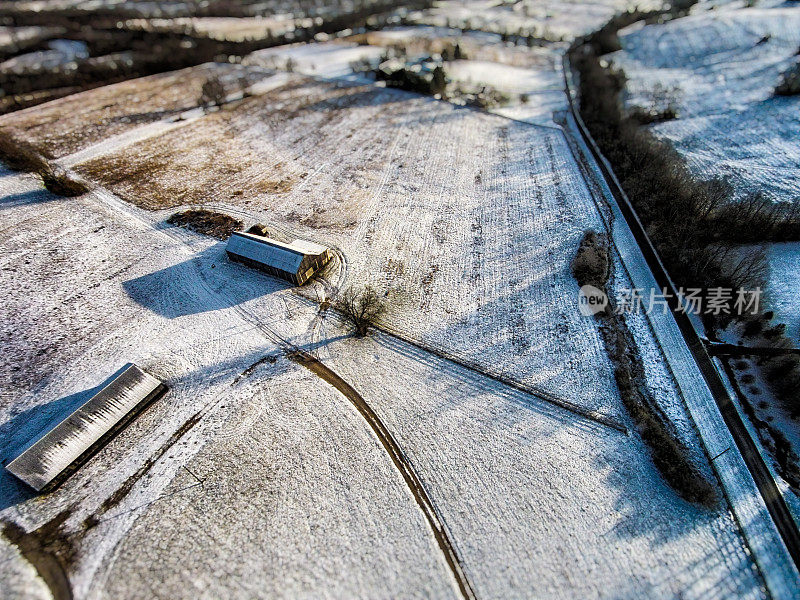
xmin=611 ymin=7 xmax=800 ymax=203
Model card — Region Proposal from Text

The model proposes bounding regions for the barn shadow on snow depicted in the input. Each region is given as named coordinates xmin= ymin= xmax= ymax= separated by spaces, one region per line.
xmin=122 ymin=243 xmax=290 ymax=319
xmin=0 ymin=365 xmax=130 ymax=510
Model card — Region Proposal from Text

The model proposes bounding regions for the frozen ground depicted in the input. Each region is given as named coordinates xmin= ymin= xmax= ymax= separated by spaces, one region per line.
xmin=0 ymin=158 xmax=768 ymax=599
xmin=0 ymin=62 xmax=274 ymax=159
xmin=72 ymin=73 xmax=622 ymax=419
xmin=246 ymin=41 xmax=386 ymax=79
xmin=0 ymin=10 xmax=792 ymax=597
xmin=408 ymin=0 xmax=661 ymax=39
xmin=764 ymin=242 xmax=800 ymax=342
xmin=0 ymin=39 xmax=88 ymax=76
xmin=0 ymin=166 xmax=459 ymax=600
xmin=611 ymin=7 xmax=800 ymax=203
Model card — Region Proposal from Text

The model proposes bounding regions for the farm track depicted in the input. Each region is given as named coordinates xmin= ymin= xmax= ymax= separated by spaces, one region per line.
xmin=372 ymin=323 xmax=627 ymax=433
xmin=289 ymin=350 xmax=478 ymax=600
xmin=562 ymin=53 xmax=800 ymax=581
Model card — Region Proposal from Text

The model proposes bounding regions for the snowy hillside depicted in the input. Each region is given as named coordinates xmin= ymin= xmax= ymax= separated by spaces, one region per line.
xmin=611 ymin=7 xmax=800 ymax=203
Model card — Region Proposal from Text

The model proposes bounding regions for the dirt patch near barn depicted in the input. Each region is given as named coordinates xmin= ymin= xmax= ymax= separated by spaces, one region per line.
xmin=167 ymin=209 xmax=243 ymax=239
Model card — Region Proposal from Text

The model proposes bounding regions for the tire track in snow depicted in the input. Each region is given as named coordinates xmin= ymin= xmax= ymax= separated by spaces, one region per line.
xmin=288 ymin=350 xmax=478 ymax=600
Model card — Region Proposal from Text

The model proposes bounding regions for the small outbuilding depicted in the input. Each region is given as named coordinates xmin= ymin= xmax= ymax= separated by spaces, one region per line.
xmin=6 ymin=364 xmax=167 ymax=492
xmin=225 ymin=231 xmax=332 ymax=285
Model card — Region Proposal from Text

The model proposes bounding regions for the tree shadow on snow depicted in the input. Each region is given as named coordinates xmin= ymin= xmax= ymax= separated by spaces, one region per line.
xmin=0 ymin=365 xmax=130 ymax=510
xmin=0 ymin=187 xmax=55 ymax=208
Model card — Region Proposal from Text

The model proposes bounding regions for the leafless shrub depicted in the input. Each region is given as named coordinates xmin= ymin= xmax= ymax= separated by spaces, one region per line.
xmin=0 ymin=129 xmax=89 ymax=196
xmin=630 ymin=83 xmax=681 ymax=124
xmin=599 ymin=302 xmax=717 ymax=506
xmin=0 ymin=129 xmax=48 ymax=172
xmin=200 ymin=75 xmax=227 ymax=106
xmin=775 ymin=60 xmax=800 ymax=96
xmin=40 ymin=166 xmax=90 ymax=197
xmin=338 ymin=285 xmax=386 ymax=336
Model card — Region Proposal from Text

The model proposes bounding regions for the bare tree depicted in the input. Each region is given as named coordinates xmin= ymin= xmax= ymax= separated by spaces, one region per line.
xmin=338 ymin=285 xmax=386 ymax=336
xmin=775 ymin=61 xmax=800 ymax=96
xmin=200 ymin=75 xmax=227 ymax=107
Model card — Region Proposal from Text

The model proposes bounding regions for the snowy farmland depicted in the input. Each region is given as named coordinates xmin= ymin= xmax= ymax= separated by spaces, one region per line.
xmin=4 ymin=0 xmax=800 ymax=589
xmin=610 ymin=6 xmax=800 ymax=203
xmin=70 ymin=72 xmax=622 ymax=417
xmin=408 ymin=0 xmax=662 ymax=39
xmin=0 ymin=54 xmax=783 ymax=597
xmin=0 ymin=153 xmax=768 ymax=600
xmin=0 ymin=62 xmax=275 ymax=159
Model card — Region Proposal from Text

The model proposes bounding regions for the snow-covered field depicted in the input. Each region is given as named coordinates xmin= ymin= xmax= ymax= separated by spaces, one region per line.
xmin=0 ymin=156 xmax=767 ymax=598
xmin=408 ymin=0 xmax=661 ymax=39
xmin=0 ymin=167 xmax=459 ymax=600
xmin=765 ymin=241 xmax=800 ymax=341
xmin=0 ymin=62 xmax=274 ymax=159
xmin=71 ymin=73 xmax=621 ymax=418
xmin=608 ymin=1 xmax=800 ymax=560
xmin=1 ymin=4 xmax=795 ymax=596
xmin=611 ymin=6 xmax=800 ymax=203
xmin=124 ymin=16 xmax=316 ymax=41
xmin=0 ymin=55 xmax=778 ymax=597
xmin=246 ymin=41 xmax=385 ymax=78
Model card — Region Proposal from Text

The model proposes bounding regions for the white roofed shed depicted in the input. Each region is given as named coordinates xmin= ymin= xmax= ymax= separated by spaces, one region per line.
xmin=225 ymin=232 xmax=332 ymax=285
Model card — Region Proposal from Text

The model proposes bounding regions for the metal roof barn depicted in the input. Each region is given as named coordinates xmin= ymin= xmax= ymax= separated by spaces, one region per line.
xmin=225 ymin=232 xmax=332 ymax=285
xmin=6 ymin=364 xmax=167 ymax=492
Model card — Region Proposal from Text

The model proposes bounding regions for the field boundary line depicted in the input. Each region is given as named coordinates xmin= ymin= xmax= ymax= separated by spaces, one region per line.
xmin=371 ymin=323 xmax=628 ymax=434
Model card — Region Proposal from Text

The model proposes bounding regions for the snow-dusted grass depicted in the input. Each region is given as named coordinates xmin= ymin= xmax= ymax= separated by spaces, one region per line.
xmin=245 ymin=40 xmax=386 ymax=78
xmin=73 ymin=75 xmax=620 ymax=418
xmin=318 ymin=326 xmax=764 ymax=599
xmin=0 ymin=160 xmax=768 ymax=600
xmin=0 ymin=167 xmax=457 ymax=600
xmin=410 ymin=0 xmax=661 ymax=40
xmin=765 ymin=241 xmax=800 ymax=341
xmin=124 ymin=16 xmax=314 ymax=42
xmin=611 ymin=7 xmax=800 ymax=202
xmin=0 ymin=54 xmax=775 ymax=596
xmin=0 ymin=62 xmax=273 ymax=159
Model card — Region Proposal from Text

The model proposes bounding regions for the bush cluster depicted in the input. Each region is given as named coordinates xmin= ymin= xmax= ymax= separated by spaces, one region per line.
xmin=775 ymin=60 xmax=800 ymax=96
xmin=571 ymin=230 xmax=610 ymax=289
xmin=166 ymin=209 xmax=243 ymax=239
xmin=0 ymin=129 xmax=89 ymax=196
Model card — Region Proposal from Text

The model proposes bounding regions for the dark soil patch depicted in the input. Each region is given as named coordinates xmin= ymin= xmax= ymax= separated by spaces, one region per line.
xmin=2 ymin=510 xmax=76 ymax=600
xmin=166 ymin=209 xmax=243 ymax=239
